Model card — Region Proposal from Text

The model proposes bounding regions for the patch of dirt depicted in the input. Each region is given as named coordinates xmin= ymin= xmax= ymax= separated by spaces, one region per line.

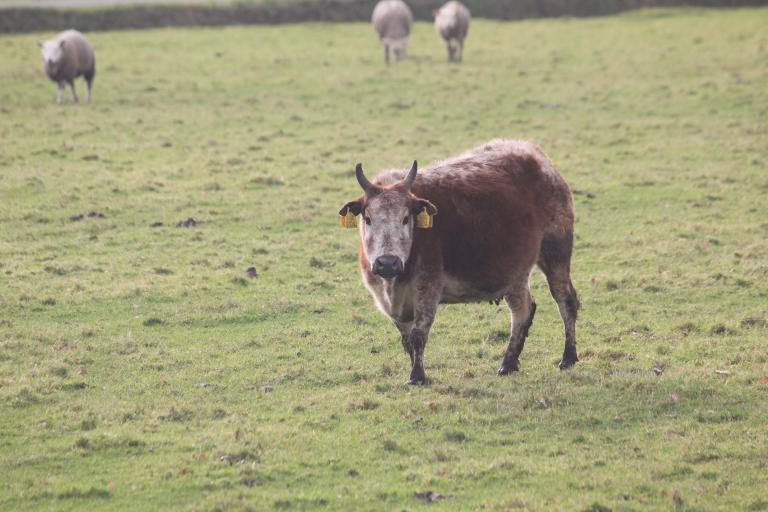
xmin=176 ymin=217 xmax=197 ymax=227
xmin=414 ymin=491 xmax=452 ymax=503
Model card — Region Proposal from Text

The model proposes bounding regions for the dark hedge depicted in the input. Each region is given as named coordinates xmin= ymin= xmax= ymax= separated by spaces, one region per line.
xmin=0 ymin=0 xmax=764 ymax=33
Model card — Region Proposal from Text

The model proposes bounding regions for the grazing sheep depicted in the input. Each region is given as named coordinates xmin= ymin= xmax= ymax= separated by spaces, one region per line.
xmin=433 ymin=1 xmax=470 ymax=62
xmin=372 ymin=0 xmax=413 ymax=65
xmin=38 ymin=30 xmax=95 ymax=104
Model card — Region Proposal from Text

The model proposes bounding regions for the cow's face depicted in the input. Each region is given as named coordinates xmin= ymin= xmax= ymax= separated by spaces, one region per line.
xmin=340 ymin=162 xmax=437 ymax=279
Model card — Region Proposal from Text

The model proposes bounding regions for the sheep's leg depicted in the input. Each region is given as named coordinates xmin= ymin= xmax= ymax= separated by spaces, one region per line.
xmin=69 ymin=80 xmax=78 ymax=103
xmin=84 ymin=69 xmax=95 ymax=103
xmin=457 ymin=40 xmax=464 ymax=62
xmin=449 ymin=39 xmax=461 ymax=62
xmin=384 ymin=44 xmax=390 ymax=65
xmin=57 ymin=82 xmax=66 ymax=104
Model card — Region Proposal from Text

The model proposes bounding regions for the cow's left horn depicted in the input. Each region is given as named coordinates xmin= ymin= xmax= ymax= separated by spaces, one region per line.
xmin=356 ymin=163 xmax=372 ymax=192
xmin=403 ymin=160 xmax=418 ymax=188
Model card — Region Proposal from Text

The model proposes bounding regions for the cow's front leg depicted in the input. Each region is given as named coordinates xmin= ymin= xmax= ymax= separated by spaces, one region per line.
xmin=406 ymin=290 xmax=439 ymax=385
xmin=394 ymin=320 xmax=413 ymax=364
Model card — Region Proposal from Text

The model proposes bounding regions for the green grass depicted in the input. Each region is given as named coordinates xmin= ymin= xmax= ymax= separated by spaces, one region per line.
xmin=1 ymin=8 xmax=767 ymax=511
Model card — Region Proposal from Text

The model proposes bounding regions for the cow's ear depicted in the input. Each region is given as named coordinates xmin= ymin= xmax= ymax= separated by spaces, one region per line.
xmin=412 ymin=198 xmax=437 ymax=216
xmin=339 ymin=199 xmax=363 ymax=228
xmin=413 ymin=198 xmax=437 ymax=229
xmin=339 ymin=199 xmax=362 ymax=217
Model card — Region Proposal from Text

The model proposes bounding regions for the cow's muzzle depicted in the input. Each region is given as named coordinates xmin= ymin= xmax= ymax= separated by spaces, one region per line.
xmin=373 ymin=255 xmax=403 ymax=278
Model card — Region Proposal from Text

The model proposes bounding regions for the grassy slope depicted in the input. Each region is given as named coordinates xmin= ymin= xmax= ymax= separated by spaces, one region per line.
xmin=0 ymin=9 xmax=767 ymax=511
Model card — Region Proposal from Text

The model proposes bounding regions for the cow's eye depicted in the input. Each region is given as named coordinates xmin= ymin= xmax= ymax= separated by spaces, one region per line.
xmin=402 ymin=216 xmax=409 ymax=225
xmin=364 ymin=216 xmax=371 ymax=225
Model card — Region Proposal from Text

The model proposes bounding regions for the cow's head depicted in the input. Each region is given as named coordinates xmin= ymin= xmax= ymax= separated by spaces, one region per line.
xmin=340 ymin=161 xmax=437 ymax=279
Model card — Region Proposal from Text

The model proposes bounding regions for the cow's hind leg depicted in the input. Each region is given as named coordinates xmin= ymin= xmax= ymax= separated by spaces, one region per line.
xmin=498 ymin=283 xmax=536 ymax=375
xmin=538 ymin=234 xmax=580 ymax=369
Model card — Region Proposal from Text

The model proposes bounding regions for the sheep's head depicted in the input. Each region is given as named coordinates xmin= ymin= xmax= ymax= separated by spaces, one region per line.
xmin=38 ymin=40 xmax=66 ymax=72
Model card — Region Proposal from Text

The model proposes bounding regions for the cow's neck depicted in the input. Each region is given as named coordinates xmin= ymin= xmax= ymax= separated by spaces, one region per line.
xmin=366 ymin=273 xmax=413 ymax=322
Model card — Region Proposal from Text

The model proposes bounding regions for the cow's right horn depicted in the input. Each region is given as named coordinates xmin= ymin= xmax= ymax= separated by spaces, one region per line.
xmin=355 ymin=163 xmax=372 ymax=192
xmin=403 ymin=160 xmax=418 ymax=188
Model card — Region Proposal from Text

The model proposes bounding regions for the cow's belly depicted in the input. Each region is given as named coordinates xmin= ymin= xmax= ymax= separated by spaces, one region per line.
xmin=440 ymin=274 xmax=507 ymax=304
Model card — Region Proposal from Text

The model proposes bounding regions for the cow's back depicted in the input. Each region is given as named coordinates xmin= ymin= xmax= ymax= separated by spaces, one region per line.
xmin=374 ymin=140 xmax=574 ymax=298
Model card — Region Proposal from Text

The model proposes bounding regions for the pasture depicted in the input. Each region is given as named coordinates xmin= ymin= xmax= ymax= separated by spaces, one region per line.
xmin=1 ymin=8 xmax=767 ymax=511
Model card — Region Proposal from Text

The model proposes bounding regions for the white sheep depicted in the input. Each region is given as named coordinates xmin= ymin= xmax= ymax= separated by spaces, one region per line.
xmin=433 ymin=1 xmax=470 ymax=62
xmin=38 ymin=30 xmax=95 ymax=104
xmin=372 ymin=0 xmax=413 ymax=65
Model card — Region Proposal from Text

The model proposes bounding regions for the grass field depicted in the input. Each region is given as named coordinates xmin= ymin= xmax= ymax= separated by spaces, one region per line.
xmin=1 ymin=8 xmax=767 ymax=511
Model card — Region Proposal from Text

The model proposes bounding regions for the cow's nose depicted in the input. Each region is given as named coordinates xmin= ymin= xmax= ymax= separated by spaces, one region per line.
xmin=373 ymin=255 xmax=403 ymax=278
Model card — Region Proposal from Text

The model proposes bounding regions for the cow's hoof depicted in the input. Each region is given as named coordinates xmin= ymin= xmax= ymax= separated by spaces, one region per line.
xmin=558 ymin=358 xmax=578 ymax=370
xmin=497 ymin=360 xmax=520 ymax=375
xmin=407 ymin=368 xmax=427 ymax=385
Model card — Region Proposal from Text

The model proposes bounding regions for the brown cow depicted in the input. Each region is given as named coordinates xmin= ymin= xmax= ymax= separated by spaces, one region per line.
xmin=339 ymin=140 xmax=580 ymax=384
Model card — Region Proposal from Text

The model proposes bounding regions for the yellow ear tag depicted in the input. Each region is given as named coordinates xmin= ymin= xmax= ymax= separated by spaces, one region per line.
xmin=340 ymin=211 xmax=358 ymax=228
xmin=415 ymin=208 xmax=433 ymax=229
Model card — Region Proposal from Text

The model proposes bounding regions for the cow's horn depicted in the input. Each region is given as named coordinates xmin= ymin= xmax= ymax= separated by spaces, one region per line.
xmin=355 ymin=163 xmax=372 ymax=192
xmin=403 ymin=160 xmax=418 ymax=188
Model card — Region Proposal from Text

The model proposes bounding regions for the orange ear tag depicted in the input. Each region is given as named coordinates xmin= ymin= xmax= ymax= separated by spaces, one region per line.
xmin=415 ymin=208 xmax=433 ymax=229
xmin=340 ymin=211 xmax=358 ymax=228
